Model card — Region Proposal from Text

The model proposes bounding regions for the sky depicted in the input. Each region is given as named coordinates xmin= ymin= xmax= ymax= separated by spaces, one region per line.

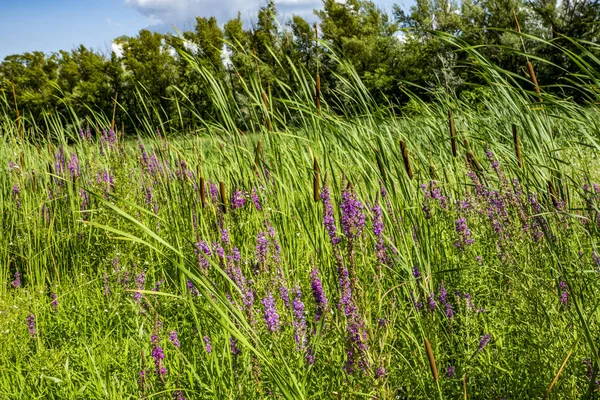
xmin=0 ymin=0 xmax=411 ymax=60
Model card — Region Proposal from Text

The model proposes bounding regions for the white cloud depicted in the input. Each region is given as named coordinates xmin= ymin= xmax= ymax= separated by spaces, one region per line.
xmin=111 ymin=42 xmax=124 ymax=57
xmin=125 ymin=0 xmax=321 ymax=28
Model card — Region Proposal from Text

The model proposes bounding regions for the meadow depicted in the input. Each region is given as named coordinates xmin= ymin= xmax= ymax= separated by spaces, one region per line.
xmin=2 ymin=38 xmax=600 ymax=399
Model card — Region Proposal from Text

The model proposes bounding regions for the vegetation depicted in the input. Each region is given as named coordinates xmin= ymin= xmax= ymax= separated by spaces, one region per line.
xmin=3 ymin=1 xmax=600 ymax=398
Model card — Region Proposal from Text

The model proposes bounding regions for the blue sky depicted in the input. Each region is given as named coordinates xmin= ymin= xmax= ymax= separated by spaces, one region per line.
xmin=0 ymin=0 xmax=410 ymax=59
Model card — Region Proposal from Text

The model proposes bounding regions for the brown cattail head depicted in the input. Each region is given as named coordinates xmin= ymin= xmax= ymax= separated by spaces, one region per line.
xmin=527 ymin=61 xmax=542 ymax=101
xmin=254 ymin=140 xmax=262 ymax=172
xmin=465 ymin=139 xmax=482 ymax=172
xmin=424 ymin=338 xmax=439 ymax=382
xmin=315 ymin=73 xmax=321 ymax=112
xmin=429 ymin=164 xmax=437 ymax=180
xmin=512 ymin=124 xmax=523 ymax=168
xmin=219 ymin=181 xmax=227 ymax=214
xmin=400 ymin=140 xmax=413 ymax=180
xmin=313 ymin=158 xmax=320 ymax=202
xmin=449 ymin=110 xmax=457 ymax=157
xmin=200 ymin=176 xmax=206 ymax=208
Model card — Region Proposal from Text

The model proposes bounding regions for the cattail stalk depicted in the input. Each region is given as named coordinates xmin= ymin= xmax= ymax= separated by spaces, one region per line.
xmin=548 ymin=180 xmax=558 ymax=206
xmin=375 ymin=150 xmax=387 ymax=182
xmin=512 ymin=124 xmax=523 ymax=168
xmin=400 ymin=140 xmax=413 ymax=180
xmin=315 ymin=73 xmax=321 ymax=112
xmin=261 ymin=91 xmax=272 ymax=131
xmin=254 ymin=140 xmax=262 ymax=173
xmin=527 ymin=61 xmax=542 ymax=102
xmin=200 ymin=177 xmax=206 ymax=208
xmin=449 ymin=110 xmax=457 ymax=157
xmin=463 ymin=374 xmax=468 ymax=399
xmin=219 ymin=181 xmax=227 ymax=214
xmin=11 ymin=81 xmax=22 ymax=140
xmin=313 ymin=158 xmax=320 ymax=202
xmin=111 ymin=91 xmax=118 ymax=132
xmin=424 ymin=338 xmax=438 ymax=382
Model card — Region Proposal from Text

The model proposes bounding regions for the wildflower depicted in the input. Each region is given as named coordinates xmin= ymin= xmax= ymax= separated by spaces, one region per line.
xmin=255 ymin=232 xmax=269 ymax=266
xmin=279 ymin=285 xmax=290 ymax=309
xmin=372 ymin=203 xmax=386 ymax=265
xmin=169 ymin=330 xmax=180 ymax=348
xmin=12 ymin=184 xmax=21 ymax=208
xmin=321 ymin=186 xmax=340 ymax=245
xmin=446 ymin=365 xmax=456 ymax=377
xmin=50 ymin=292 xmax=58 ymax=311
xmin=151 ymin=334 xmax=167 ymax=376
xmin=187 ymin=280 xmax=199 ymax=297
xmin=12 ymin=271 xmax=21 ymax=288
xmin=479 ymin=334 xmax=491 ymax=351
xmin=427 ymin=293 xmax=437 ymax=312
xmin=133 ymin=273 xmax=145 ymax=302
xmin=230 ymin=189 xmax=246 ymax=210
xmin=229 ymin=337 xmax=241 ymax=356
xmin=68 ymin=153 xmax=80 ymax=178
xmin=310 ymin=269 xmax=328 ymax=323
xmin=454 ymin=217 xmax=474 ymax=248
xmin=251 ymin=188 xmax=262 ymax=210
xmin=203 ymin=336 xmax=212 ymax=353
xmin=173 ymin=391 xmax=185 ymax=400
xmin=26 ymin=314 xmax=36 ymax=337
xmin=195 ymin=240 xmax=212 ymax=270
xmin=292 ymin=287 xmax=307 ymax=350
xmin=340 ymin=184 xmax=366 ymax=239
xmin=221 ymin=229 xmax=230 ymax=245
xmin=375 ymin=366 xmax=387 ymax=379
xmin=412 ymin=266 xmax=421 ymax=279
xmin=261 ymin=293 xmax=280 ymax=333
xmin=559 ymin=281 xmax=568 ymax=306
xmin=338 ymin=267 xmax=355 ymax=317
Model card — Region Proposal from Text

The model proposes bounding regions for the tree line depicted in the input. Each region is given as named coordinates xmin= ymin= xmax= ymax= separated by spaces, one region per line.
xmin=1 ymin=0 xmax=599 ymax=133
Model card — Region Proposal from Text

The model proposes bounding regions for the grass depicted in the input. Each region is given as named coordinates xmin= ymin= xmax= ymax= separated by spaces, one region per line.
xmin=2 ymin=34 xmax=600 ymax=399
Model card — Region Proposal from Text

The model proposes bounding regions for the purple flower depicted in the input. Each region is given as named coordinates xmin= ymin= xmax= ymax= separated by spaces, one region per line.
xmin=103 ymin=273 xmax=111 ymax=296
xmin=173 ymin=391 xmax=185 ymax=400
xmin=169 ymin=330 xmax=180 ymax=348
xmin=26 ymin=314 xmax=36 ymax=337
xmin=292 ymin=287 xmax=307 ymax=350
xmin=446 ymin=365 xmax=456 ymax=377
xmin=12 ymin=271 xmax=21 ymax=288
xmin=261 ymin=293 xmax=280 ymax=333
xmin=203 ymin=336 xmax=212 ymax=353
xmin=454 ymin=217 xmax=474 ymax=248
xmin=338 ymin=267 xmax=355 ymax=317
xmin=256 ymin=232 xmax=269 ymax=266
xmin=321 ymin=186 xmax=340 ymax=245
xmin=68 ymin=153 xmax=80 ymax=178
xmin=340 ymin=185 xmax=366 ymax=239
xmin=479 ymin=334 xmax=491 ymax=351
xmin=375 ymin=366 xmax=386 ymax=379
xmin=230 ymin=189 xmax=246 ymax=210
xmin=559 ymin=281 xmax=568 ymax=306
xmin=251 ymin=188 xmax=262 ymax=211
xmin=229 ymin=337 xmax=241 ymax=356
xmin=195 ymin=240 xmax=212 ymax=270
xmin=151 ymin=335 xmax=167 ymax=376
xmin=412 ymin=266 xmax=421 ymax=279
xmin=50 ymin=292 xmax=58 ymax=311
xmin=310 ymin=269 xmax=328 ymax=323
xmin=427 ymin=293 xmax=436 ymax=312
xmin=133 ymin=273 xmax=145 ymax=302
xmin=187 ymin=280 xmax=199 ymax=297
xmin=221 ymin=229 xmax=230 ymax=245
xmin=279 ymin=285 xmax=290 ymax=309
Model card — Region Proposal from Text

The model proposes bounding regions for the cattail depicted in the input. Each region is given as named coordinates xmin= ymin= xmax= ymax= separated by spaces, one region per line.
xmin=527 ymin=61 xmax=542 ymax=102
xmin=315 ymin=73 xmax=321 ymax=112
xmin=429 ymin=164 xmax=437 ymax=180
xmin=448 ymin=110 xmax=457 ymax=157
xmin=200 ymin=176 xmax=206 ymax=208
xmin=254 ymin=140 xmax=262 ymax=173
xmin=261 ymin=91 xmax=272 ymax=131
xmin=219 ymin=181 xmax=227 ymax=214
xmin=463 ymin=374 xmax=468 ymax=399
xmin=464 ymin=140 xmax=482 ymax=172
xmin=111 ymin=91 xmax=118 ymax=132
xmin=512 ymin=124 xmax=523 ymax=168
xmin=400 ymin=140 xmax=413 ymax=180
xmin=424 ymin=338 xmax=438 ymax=381
xmin=313 ymin=158 xmax=320 ymax=202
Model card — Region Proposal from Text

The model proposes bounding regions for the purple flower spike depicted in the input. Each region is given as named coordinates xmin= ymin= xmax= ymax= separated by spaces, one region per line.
xmin=169 ymin=330 xmax=180 ymax=348
xmin=310 ymin=269 xmax=328 ymax=323
xmin=203 ymin=336 xmax=212 ymax=353
xmin=12 ymin=271 xmax=21 ymax=288
xmin=26 ymin=314 xmax=36 ymax=337
xmin=479 ymin=334 xmax=491 ymax=351
xmin=261 ymin=293 xmax=280 ymax=333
